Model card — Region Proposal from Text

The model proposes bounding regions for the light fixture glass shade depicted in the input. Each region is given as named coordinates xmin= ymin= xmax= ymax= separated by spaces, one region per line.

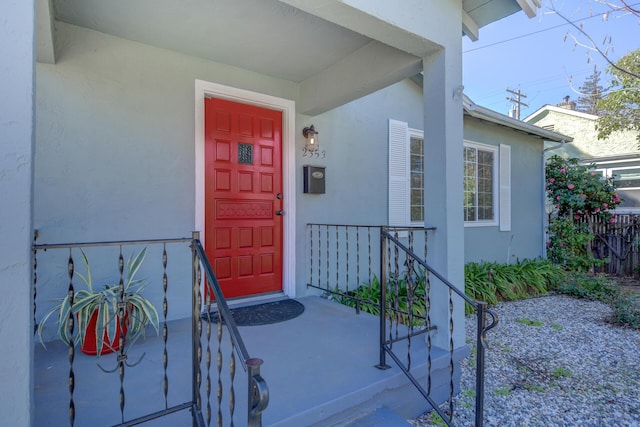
xmin=303 ymin=125 xmax=319 ymax=152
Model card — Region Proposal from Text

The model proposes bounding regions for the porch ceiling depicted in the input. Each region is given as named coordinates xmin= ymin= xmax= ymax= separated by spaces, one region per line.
xmin=49 ymin=0 xmax=374 ymax=83
xmin=39 ymin=0 xmax=533 ymax=114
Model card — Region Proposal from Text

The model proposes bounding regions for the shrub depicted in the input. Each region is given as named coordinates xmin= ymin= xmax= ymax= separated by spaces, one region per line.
xmin=555 ymin=273 xmax=616 ymax=302
xmin=331 ymin=269 xmax=427 ymax=326
xmin=546 ymin=156 xmax=621 ymax=272
xmin=555 ymin=273 xmax=640 ymax=330
xmin=464 ymin=259 xmax=565 ymax=313
xmin=610 ymin=291 xmax=640 ymax=329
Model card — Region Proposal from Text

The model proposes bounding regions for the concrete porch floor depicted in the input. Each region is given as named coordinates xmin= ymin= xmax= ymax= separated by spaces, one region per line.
xmin=35 ymin=297 xmax=456 ymax=426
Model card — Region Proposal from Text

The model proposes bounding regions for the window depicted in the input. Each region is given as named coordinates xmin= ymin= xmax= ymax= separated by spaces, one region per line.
xmin=463 ymin=141 xmax=511 ymax=229
xmin=610 ymin=167 xmax=640 ymax=189
xmin=410 ymin=135 xmax=424 ymax=222
xmin=388 ymin=120 xmax=511 ymax=230
xmin=464 ymin=143 xmax=496 ymax=223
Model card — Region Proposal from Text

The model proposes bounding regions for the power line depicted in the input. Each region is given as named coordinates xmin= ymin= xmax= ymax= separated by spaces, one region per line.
xmin=463 ymin=4 xmax=639 ymax=53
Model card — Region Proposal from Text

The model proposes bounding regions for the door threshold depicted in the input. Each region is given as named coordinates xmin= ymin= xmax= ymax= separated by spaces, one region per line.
xmin=225 ymin=292 xmax=287 ymax=309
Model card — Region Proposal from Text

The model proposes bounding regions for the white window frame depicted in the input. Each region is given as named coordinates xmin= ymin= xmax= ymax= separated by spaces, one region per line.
xmin=408 ymin=129 xmax=425 ymax=226
xmin=597 ymin=166 xmax=640 ymax=190
xmin=463 ymin=140 xmax=511 ymax=230
xmin=390 ymin=122 xmax=511 ymax=231
xmin=464 ymin=141 xmax=498 ymax=227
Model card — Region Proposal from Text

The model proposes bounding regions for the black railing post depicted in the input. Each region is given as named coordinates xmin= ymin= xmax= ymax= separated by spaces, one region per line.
xmin=247 ymin=358 xmax=268 ymax=427
xmin=475 ymin=301 xmax=488 ymax=427
xmin=191 ymin=231 xmax=202 ymax=425
xmin=376 ymin=227 xmax=390 ymax=370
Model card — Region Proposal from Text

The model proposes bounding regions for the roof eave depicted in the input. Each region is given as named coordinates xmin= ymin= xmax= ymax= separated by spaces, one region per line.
xmin=463 ymin=96 xmax=572 ymax=143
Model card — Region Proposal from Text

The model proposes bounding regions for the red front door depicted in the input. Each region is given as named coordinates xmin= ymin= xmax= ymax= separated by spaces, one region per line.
xmin=204 ymin=98 xmax=283 ymax=298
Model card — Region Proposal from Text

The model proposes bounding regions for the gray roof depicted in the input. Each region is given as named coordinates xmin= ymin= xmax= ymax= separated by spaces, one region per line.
xmin=463 ymin=95 xmax=572 ymax=143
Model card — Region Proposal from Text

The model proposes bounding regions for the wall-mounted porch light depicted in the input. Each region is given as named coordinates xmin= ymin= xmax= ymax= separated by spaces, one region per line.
xmin=302 ymin=125 xmax=319 ymax=152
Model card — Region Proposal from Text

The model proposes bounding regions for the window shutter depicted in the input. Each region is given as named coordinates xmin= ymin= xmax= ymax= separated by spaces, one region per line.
xmin=388 ymin=119 xmax=409 ymax=226
xmin=499 ymin=144 xmax=511 ymax=231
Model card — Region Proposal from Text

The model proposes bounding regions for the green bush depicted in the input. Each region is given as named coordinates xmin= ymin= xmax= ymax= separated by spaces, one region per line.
xmin=555 ymin=273 xmax=617 ymax=302
xmin=331 ymin=269 xmax=427 ymax=326
xmin=610 ymin=291 xmax=640 ymax=329
xmin=464 ymin=259 xmax=565 ymax=314
xmin=545 ymin=156 xmax=620 ymax=272
xmin=555 ymin=273 xmax=640 ymax=330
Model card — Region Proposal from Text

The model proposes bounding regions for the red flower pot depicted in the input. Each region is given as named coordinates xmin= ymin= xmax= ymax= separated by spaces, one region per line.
xmin=80 ymin=310 xmax=129 ymax=356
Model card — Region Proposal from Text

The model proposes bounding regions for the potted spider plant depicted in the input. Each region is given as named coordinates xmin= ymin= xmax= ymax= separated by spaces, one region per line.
xmin=37 ymin=247 xmax=159 ymax=356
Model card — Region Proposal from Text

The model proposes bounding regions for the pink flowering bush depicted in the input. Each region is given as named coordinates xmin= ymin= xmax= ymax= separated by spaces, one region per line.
xmin=546 ymin=156 xmax=621 ymax=271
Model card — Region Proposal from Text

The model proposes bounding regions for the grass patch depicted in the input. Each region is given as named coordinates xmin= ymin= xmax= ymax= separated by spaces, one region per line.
xmin=552 ymin=367 xmax=572 ymax=378
xmin=515 ymin=317 xmax=544 ymax=327
xmin=550 ymin=323 xmax=563 ymax=331
xmin=428 ymin=412 xmax=448 ymax=426
xmin=493 ymin=386 xmax=511 ymax=396
xmin=524 ymin=384 xmax=546 ymax=392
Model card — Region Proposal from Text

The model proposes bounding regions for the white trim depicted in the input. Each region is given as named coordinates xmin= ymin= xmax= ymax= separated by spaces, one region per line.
xmin=408 ymin=128 xmax=425 ymax=226
xmin=194 ymin=80 xmax=297 ymax=298
xmin=388 ymin=119 xmax=410 ymax=227
xmin=596 ymin=165 xmax=640 ymax=191
xmin=499 ymin=144 xmax=511 ymax=231
xmin=463 ymin=140 xmax=499 ymax=227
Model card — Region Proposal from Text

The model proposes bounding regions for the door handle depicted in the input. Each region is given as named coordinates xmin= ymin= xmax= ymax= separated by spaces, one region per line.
xmin=276 ymin=210 xmax=284 ymax=216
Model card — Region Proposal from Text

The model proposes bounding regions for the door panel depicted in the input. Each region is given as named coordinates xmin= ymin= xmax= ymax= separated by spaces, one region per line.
xmin=204 ymin=98 xmax=283 ymax=298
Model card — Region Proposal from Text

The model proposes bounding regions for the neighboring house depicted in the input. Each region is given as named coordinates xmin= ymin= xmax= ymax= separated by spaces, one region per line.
xmin=1 ymin=0 xmax=542 ymax=424
xmin=524 ymin=98 xmax=640 ymax=212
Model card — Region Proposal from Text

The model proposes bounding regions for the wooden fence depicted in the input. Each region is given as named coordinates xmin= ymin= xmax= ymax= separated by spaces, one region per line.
xmin=588 ymin=214 xmax=640 ymax=276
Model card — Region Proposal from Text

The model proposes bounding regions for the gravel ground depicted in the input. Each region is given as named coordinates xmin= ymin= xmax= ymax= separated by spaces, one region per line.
xmin=412 ymin=294 xmax=640 ymax=427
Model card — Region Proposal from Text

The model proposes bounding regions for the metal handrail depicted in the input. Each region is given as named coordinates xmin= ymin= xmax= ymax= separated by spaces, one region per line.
xmin=33 ymin=233 xmax=267 ymax=426
xmin=192 ymin=238 xmax=268 ymax=426
xmin=33 ymin=236 xmax=193 ymax=250
xmin=381 ymin=229 xmax=478 ymax=307
xmin=380 ymin=227 xmax=498 ymax=427
xmin=192 ymin=239 xmax=251 ymax=364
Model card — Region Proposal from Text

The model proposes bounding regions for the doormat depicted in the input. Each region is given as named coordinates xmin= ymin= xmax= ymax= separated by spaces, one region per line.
xmin=201 ymin=299 xmax=305 ymax=327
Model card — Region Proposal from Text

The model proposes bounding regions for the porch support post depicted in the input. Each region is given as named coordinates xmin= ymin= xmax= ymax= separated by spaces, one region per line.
xmin=422 ymin=43 xmax=465 ymax=350
xmin=0 ymin=1 xmax=36 ymax=425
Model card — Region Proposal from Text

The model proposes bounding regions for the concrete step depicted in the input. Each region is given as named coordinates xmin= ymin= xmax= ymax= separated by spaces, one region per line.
xmin=343 ymin=407 xmax=413 ymax=426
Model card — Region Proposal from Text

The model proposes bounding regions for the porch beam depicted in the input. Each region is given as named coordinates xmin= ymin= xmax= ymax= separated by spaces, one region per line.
xmin=461 ymin=10 xmax=479 ymax=42
xmin=298 ymin=40 xmax=421 ymax=116
xmin=279 ymin=0 xmax=443 ymax=57
xmin=36 ymin=0 xmax=56 ymax=64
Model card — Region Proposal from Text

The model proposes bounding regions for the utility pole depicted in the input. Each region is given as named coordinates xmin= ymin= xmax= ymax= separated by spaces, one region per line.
xmin=506 ymin=88 xmax=529 ymax=120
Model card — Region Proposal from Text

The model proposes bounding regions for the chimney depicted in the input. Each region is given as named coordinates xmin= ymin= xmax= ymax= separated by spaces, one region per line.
xmin=556 ymin=95 xmax=576 ymax=110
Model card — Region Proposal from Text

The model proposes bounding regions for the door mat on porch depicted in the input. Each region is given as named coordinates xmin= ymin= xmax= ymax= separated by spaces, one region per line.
xmin=201 ymin=299 xmax=305 ymax=326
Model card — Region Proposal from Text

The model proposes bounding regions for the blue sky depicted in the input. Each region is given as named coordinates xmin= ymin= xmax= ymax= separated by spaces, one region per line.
xmin=462 ymin=1 xmax=639 ymax=118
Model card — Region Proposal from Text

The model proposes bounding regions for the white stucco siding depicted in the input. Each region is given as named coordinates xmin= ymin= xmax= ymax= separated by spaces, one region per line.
xmin=35 ymin=23 xmax=300 ymax=322
xmin=463 ymin=118 xmax=545 ymax=263
xmin=0 ymin=1 xmax=35 ymax=425
xmin=533 ymin=110 xmax=639 ymax=158
xmin=35 ymin=22 xmax=299 ymax=244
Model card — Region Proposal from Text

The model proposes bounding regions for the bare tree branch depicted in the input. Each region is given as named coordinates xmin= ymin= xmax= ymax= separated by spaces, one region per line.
xmin=549 ymin=0 xmax=640 ymax=80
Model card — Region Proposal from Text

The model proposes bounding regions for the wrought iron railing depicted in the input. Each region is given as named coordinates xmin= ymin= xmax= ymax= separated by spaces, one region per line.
xmin=33 ymin=232 xmax=267 ymax=427
xmin=306 ymin=224 xmax=498 ymax=426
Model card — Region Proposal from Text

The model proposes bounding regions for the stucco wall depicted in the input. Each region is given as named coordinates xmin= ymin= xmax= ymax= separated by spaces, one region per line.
xmin=1 ymin=1 xmax=35 ymax=425
xmin=35 ymin=22 xmax=300 ymax=326
xmin=293 ymin=80 xmax=424 ymax=291
xmin=463 ymin=118 xmax=545 ymax=263
xmin=531 ymin=109 xmax=639 ymax=158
